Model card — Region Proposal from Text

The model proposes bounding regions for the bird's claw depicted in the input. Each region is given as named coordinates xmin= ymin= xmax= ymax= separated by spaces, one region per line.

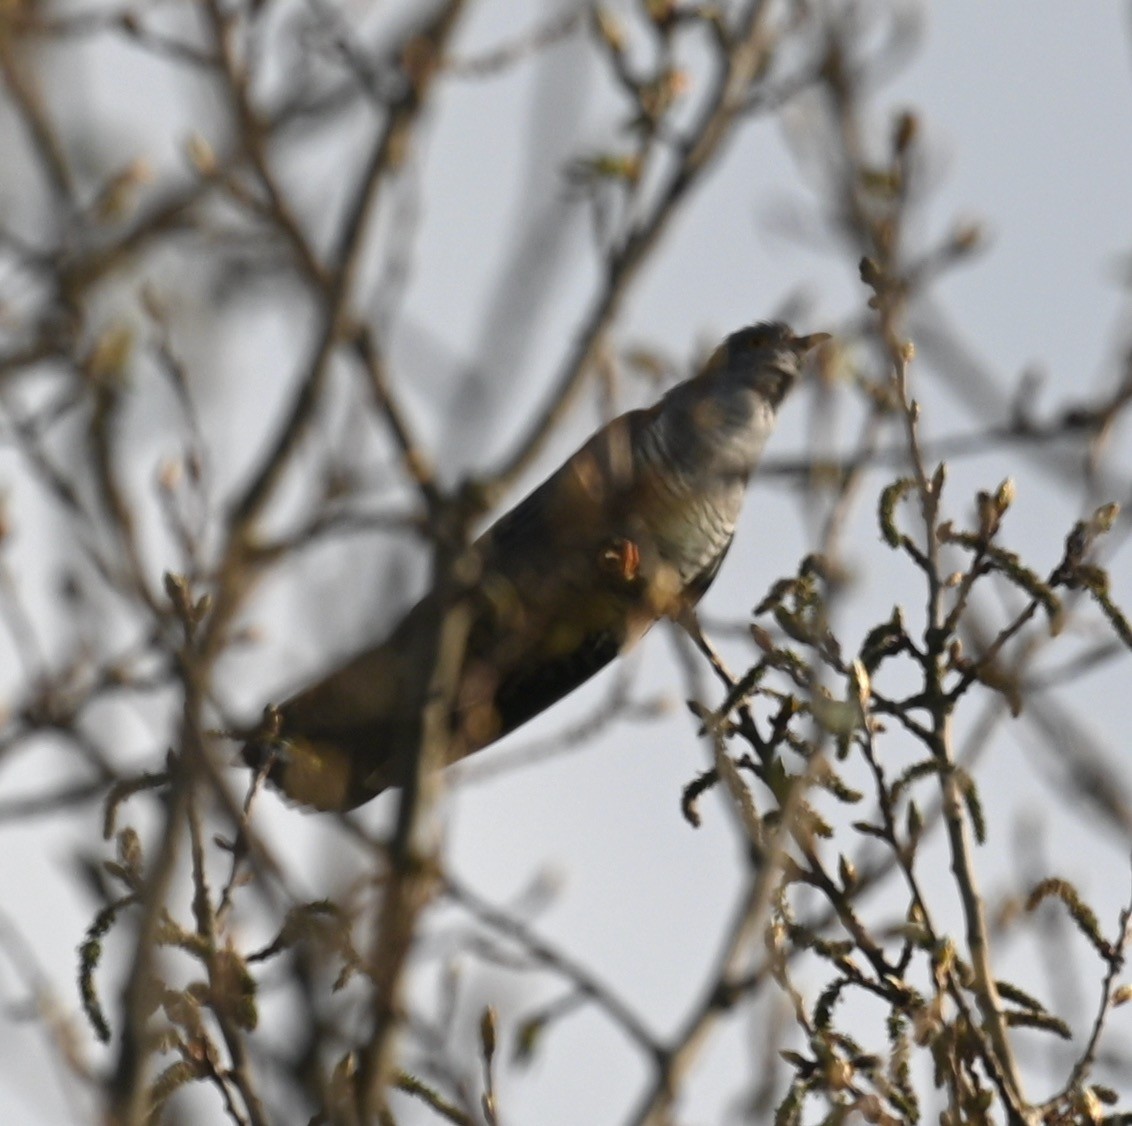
xmin=599 ymin=536 xmax=642 ymax=584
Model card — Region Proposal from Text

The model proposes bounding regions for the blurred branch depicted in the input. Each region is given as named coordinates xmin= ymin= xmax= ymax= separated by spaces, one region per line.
xmin=0 ymin=35 xmax=74 ymax=205
xmin=443 ymin=873 xmax=661 ymax=1060
xmin=446 ymin=9 xmax=582 ymax=78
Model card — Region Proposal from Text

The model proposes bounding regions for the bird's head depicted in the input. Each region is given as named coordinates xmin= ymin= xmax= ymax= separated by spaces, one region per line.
xmin=649 ymin=320 xmax=830 ymax=484
xmin=699 ymin=321 xmax=830 ymax=407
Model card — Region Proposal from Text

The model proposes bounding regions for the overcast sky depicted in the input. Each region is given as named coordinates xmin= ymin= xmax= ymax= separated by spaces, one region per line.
xmin=2 ymin=2 xmax=1131 ymax=1122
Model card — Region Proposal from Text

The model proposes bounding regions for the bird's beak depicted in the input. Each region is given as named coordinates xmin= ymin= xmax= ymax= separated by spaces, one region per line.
xmin=793 ymin=332 xmax=832 ymax=355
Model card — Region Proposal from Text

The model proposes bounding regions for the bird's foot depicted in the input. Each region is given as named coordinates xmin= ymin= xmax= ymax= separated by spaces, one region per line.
xmin=598 ymin=536 xmax=641 ymax=584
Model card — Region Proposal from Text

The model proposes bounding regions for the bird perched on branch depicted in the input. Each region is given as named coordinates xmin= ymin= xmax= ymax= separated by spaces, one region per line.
xmin=244 ymin=322 xmax=828 ymax=811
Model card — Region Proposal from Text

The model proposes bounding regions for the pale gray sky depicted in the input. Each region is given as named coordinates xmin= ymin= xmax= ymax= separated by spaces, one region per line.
xmin=1 ymin=2 xmax=1131 ymax=1122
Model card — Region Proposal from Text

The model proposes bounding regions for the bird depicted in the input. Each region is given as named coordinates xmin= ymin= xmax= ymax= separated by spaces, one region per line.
xmin=243 ymin=321 xmax=828 ymax=811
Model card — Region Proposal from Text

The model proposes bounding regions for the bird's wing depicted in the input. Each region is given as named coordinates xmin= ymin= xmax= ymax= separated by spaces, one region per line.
xmin=477 ymin=410 xmax=651 ymax=565
xmin=253 ymin=408 xmax=663 ymax=809
xmin=487 ymin=625 xmax=623 ymax=734
xmin=451 ymin=408 xmax=662 ymax=738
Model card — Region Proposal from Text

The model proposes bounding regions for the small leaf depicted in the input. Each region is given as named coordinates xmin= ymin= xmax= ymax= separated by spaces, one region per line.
xmin=879 ymin=479 xmax=916 ymax=548
xmin=480 ymin=1005 xmax=497 ymax=1065
xmin=1026 ymin=878 xmax=1111 ymax=959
